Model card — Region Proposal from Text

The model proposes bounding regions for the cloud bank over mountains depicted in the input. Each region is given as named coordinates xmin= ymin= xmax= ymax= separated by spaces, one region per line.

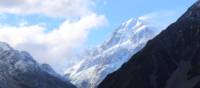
xmin=0 ymin=0 xmax=107 ymax=73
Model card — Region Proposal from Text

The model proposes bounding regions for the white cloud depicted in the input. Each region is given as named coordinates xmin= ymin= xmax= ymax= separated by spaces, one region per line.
xmin=0 ymin=0 xmax=96 ymax=18
xmin=139 ymin=11 xmax=183 ymax=29
xmin=0 ymin=14 xmax=107 ymax=73
xmin=0 ymin=0 xmax=108 ymax=73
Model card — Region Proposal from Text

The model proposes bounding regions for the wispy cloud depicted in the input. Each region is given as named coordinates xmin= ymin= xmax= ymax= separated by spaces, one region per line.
xmin=0 ymin=0 xmax=96 ymax=18
xmin=139 ymin=10 xmax=183 ymax=29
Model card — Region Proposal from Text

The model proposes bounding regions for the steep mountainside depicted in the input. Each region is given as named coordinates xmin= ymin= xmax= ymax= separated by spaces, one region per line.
xmin=65 ymin=18 xmax=162 ymax=88
xmin=0 ymin=42 xmax=76 ymax=88
xmin=98 ymin=1 xmax=200 ymax=88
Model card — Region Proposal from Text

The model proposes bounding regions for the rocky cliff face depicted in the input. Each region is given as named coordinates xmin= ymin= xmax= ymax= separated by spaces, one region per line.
xmin=98 ymin=1 xmax=200 ymax=88
xmin=0 ymin=42 xmax=76 ymax=88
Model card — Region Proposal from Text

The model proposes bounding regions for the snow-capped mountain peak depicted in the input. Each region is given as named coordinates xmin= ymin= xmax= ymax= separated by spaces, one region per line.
xmin=0 ymin=42 xmax=76 ymax=88
xmin=0 ymin=42 xmax=12 ymax=51
xmin=121 ymin=18 xmax=136 ymax=30
xmin=65 ymin=17 xmax=163 ymax=88
xmin=103 ymin=18 xmax=158 ymax=50
xmin=120 ymin=17 xmax=149 ymax=32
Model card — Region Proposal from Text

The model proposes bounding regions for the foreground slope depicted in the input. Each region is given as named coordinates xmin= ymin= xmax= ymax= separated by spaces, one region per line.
xmin=99 ymin=1 xmax=200 ymax=88
xmin=0 ymin=42 xmax=76 ymax=88
xmin=65 ymin=18 xmax=162 ymax=88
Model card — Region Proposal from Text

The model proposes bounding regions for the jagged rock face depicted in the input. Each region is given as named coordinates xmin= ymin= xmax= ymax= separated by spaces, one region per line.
xmin=98 ymin=1 xmax=200 ymax=88
xmin=0 ymin=42 xmax=76 ymax=88
xmin=65 ymin=18 xmax=162 ymax=88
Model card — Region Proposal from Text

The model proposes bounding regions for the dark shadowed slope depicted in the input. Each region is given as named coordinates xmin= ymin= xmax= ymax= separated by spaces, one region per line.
xmin=0 ymin=42 xmax=76 ymax=88
xmin=98 ymin=1 xmax=200 ymax=88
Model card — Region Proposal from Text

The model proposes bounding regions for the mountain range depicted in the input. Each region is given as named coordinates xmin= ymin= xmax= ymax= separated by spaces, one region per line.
xmin=0 ymin=1 xmax=198 ymax=88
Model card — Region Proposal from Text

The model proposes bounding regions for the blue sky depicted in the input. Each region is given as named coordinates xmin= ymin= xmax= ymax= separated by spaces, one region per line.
xmin=87 ymin=0 xmax=197 ymax=46
xmin=0 ymin=0 xmax=197 ymax=73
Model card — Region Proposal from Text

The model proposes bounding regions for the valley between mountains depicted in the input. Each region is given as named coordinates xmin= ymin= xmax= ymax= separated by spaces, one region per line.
xmin=0 ymin=1 xmax=199 ymax=88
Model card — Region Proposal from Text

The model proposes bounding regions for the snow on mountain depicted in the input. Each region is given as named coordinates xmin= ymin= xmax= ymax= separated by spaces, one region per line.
xmin=64 ymin=17 xmax=163 ymax=88
xmin=0 ymin=41 xmax=76 ymax=88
